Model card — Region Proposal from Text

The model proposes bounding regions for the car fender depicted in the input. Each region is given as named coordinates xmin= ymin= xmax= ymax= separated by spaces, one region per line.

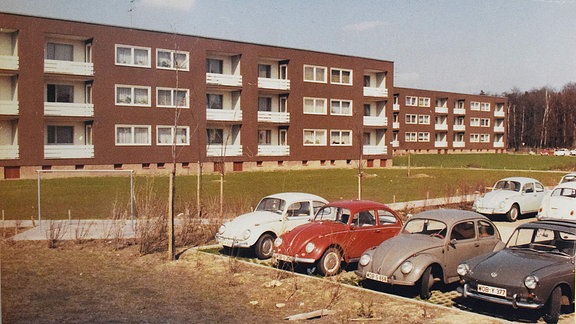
xmin=397 ymin=253 xmax=443 ymax=284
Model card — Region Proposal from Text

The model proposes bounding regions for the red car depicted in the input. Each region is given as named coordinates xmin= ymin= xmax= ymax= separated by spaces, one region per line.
xmin=272 ymin=200 xmax=402 ymax=276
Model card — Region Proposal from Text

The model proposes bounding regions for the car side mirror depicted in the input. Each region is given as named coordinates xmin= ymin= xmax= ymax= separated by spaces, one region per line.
xmin=450 ymin=238 xmax=458 ymax=246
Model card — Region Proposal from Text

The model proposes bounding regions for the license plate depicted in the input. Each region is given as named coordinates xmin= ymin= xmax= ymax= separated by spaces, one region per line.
xmin=366 ymin=271 xmax=389 ymax=283
xmin=275 ymin=254 xmax=294 ymax=262
xmin=477 ymin=284 xmax=507 ymax=297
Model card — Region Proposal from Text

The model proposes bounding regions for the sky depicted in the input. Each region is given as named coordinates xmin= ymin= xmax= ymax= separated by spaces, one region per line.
xmin=2 ymin=0 xmax=575 ymax=95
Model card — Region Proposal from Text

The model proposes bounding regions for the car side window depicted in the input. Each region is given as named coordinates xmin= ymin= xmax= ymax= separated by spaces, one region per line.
xmin=477 ymin=220 xmax=495 ymax=238
xmin=378 ymin=209 xmax=398 ymax=224
xmin=287 ymin=201 xmax=310 ymax=217
xmin=523 ymin=183 xmax=534 ymax=193
xmin=352 ymin=210 xmax=376 ymax=227
xmin=312 ymin=201 xmax=325 ymax=214
xmin=450 ymin=221 xmax=476 ymax=241
xmin=535 ymin=182 xmax=545 ymax=192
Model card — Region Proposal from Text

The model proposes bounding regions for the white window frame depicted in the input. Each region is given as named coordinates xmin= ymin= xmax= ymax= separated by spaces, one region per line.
xmin=418 ymin=132 xmax=430 ymax=142
xmin=470 ymin=101 xmax=481 ymax=111
xmin=405 ymin=132 xmax=417 ymax=142
xmin=406 ymin=96 xmax=418 ymax=106
xmin=480 ymin=134 xmax=491 ymax=143
xmin=156 ymin=125 xmax=190 ymax=146
xmin=303 ymin=97 xmax=327 ymax=115
xmin=303 ymin=129 xmax=327 ymax=146
xmin=303 ymin=65 xmax=327 ymax=83
xmin=470 ymin=118 xmax=481 ymax=127
xmin=330 ymin=99 xmax=353 ymax=116
xmin=418 ymin=115 xmax=430 ymax=125
xmin=481 ymin=102 xmax=491 ymax=111
xmin=115 ymin=125 xmax=151 ymax=146
xmin=156 ymin=48 xmax=189 ymax=71
xmin=405 ymin=114 xmax=418 ymax=124
xmin=470 ymin=133 xmax=480 ymax=143
xmin=156 ymin=87 xmax=189 ymax=108
xmin=418 ymin=97 xmax=430 ymax=107
xmin=481 ymin=118 xmax=491 ymax=127
xmin=330 ymin=68 xmax=353 ymax=85
xmin=115 ymin=85 xmax=151 ymax=106
xmin=115 ymin=44 xmax=151 ymax=68
xmin=330 ymin=130 xmax=352 ymax=146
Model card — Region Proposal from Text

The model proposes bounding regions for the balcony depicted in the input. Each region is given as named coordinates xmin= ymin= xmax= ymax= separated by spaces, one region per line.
xmin=0 ymin=55 xmax=18 ymax=70
xmin=453 ymin=108 xmax=466 ymax=115
xmin=434 ymin=141 xmax=448 ymax=148
xmin=453 ymin=125 xmax=466 ymax=131
xmin=363 ymin=87 xmax=388 ymax=98
xmin=393 ymin=103 xmax=400 ymax=111
xmin=434 ymin=124 xmax=448 ymax=131
xmin=206 ymin=73 xmax=242 ymax=87
xmin=363 ymin=145 xmax=388 ymax=155
xmin=392 ymin=122 xmax=400 ymax=129
xmin=45 ymin=102 xmax=94 ymax=117
xmin=453 ymin=141 xmax=465 ymax=148
xmin=363 ymin=116 xmax=388 ymax=127
xmin=206 ymin=109 xmax=242 ymax=122
xmin=493 ymin=125 xmax=505 ymax=133
xmin=494 ymin=110 xmax=505 ymax=118
xmin=435 ymin=106 xmax=449 ymax=114
xmin=257 ymin=111 xmax=290 ymax=123
xmin=44 ymin=144 xmax=94 ymax=159
xmin=0 ymin=100 xmax=18 ymax=115
xmin=258 ymin=78 xmax=290 ymax=91
xmin=0 ymin=145 xmax=19 ymax=159
xmin=258 ymin=145 xmax=290 ymax=156
xmin=390 ymin=140 xmax=399 ymax=148
xmin=493 ymin=142 xmax=505 ymax=148
xmin=206 ymin=144 xmax=242 ymax=157
xmin=44 ymin=59 xmax=94 ymax=76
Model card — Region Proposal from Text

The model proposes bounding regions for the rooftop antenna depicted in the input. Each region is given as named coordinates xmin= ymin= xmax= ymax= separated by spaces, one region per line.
xmin=129 ymin=0 xmax=136 ymax=29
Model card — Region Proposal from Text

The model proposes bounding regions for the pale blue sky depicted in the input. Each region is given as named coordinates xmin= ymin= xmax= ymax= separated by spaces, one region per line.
xmin=2 ymin=0 xmax=575 ymax=94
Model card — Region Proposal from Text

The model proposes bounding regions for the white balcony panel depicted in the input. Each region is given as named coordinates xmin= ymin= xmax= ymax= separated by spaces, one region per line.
xmin=453 ymin=141 xmax=466 ymax=148
xmin=435 ymin=106 xmax=449 ymax=114
xmin=0 ymin=55 xmax=18 ymax=70
xmin=453 ymin=108 xmax=466 ymax=115
xmin=435 ymin=124 xmax=448 ymax=131
xmin=390 ymin=140 xmax=399 ymax=148
xmin=0 ymin=100 xmax=18 ymax=115
xmin=206 ymin=144 xmax=243 ymax=157
xmin=206 ymin=109 xmax=242 ymax=122
xmin=206 ymin=73 xmax=242 ymax=87
xmin=493 ymin=126 xmax=505 ymax=133
xmin=44 ymin=145 xmax=94 ymax=159
xmin=363 ymin=87 xmax=388 ymax=98
xmin=44 ymin=102 xmax=94 ymax=117
xmin=494 ymin=110 xmax=505 ymax=117
xmin=363 ymin=116 xmax=388 ymax=127
xmin=393 ymin=103 xmax=400 ymax=111
xmin=392 ymin=122 xmax=400 ymax=129
xmin=258 ymin=145 xmax=290 ymax=156
xmin=257 ymin=111 xmax=290 ymax=123
xmin=434 ymin=141 xmax=448 ymax=148
xmin=44 ymin=59 xmax=94 ymax=76
xmin=257 ymin=78 xmax=290 ymax=91
xmin=453 ymin=125 xmax=466 ymax=131
xmin=363 ymin=145 xmax=387 ymax=155
xmin=0 ymin=145 xmax=19 ymax=159
xmin=493 ymin=142 xmax=505 ymax=148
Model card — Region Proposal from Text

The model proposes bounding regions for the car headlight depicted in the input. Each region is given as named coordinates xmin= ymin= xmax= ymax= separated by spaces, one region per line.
xmin=457 ymin=263 xmax=470 ymax=276
xmin=241 ymin=229 xmax=251 ymax=241
xmin=359 ymin=253 xmax=371 ymax=266
xmin=274 ymin=237 xmax=283 ymax=247
xmin=305 ymin=242 xmax=315 ymax=253
xmin=400 ymin=261 xmax=414 ymax=274
xmin=524 ymin=275 xmax=539 ymax=289
xmin=218 ymin=224 xmax=226 ymax=235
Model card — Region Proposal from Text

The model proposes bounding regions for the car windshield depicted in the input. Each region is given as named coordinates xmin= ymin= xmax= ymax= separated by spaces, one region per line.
xmin=403 ymin=218 xmax=447 ymax=238
xmin=313 ymin=206 xmax=352 ymax=224
xmin=255 ymin=198 xmax=286 ymax=214
xmin=493 ymin=180 xmax=521 ymax=192
xmin=506 ymin=227 xmax=576 ymax=257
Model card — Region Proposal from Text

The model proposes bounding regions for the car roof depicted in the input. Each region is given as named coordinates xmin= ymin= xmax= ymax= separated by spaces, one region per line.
xmin=324 ymin=199 xmax=392 ymax=211
xmin=552 ymin=181 xmax=576 ymax=190
xmin=409 ymin=209 xmax=491 ymax=225
xmin=497 ymin=177 xmax=541 ymax=183
xmin=264 ymin=192 xmax=328 ymax=203
xmin=560 ymin=173 xmax=576 ymax=183
xmin=520 ymin=219 xmax=576 ymax=234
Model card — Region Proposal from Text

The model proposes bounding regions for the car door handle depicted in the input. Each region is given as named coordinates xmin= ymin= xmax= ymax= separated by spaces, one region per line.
xmin=474 ymin=243 xmax=480 ymax=247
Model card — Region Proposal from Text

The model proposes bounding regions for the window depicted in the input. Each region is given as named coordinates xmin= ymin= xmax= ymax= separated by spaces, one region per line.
xmin=156 ymin=49 xmax=189 ymax=70
xmin=405 ymin=132 xmax=417 ymax=142
xmin=481 ymin=118 xmax=490 ymax=127
xmin=470 ymin=118 xmax=481 ymax=127
xmin=303 ymin=65 xmax=327 ymax=83
xmin=480 ymin=134 xmax=490 ymax=143
xmin=157 ymin=88 xmax=189 ymax=108
xmin=303 ymin=129 xmax=327 ymax=146
xmin=258 ymin=64 xmax=271 ymax=78
xmin=115 ymin=45 xmax=151 ymax=67
xmin=115 ymin=85 xmax=151 ymax=106
xmin=330 ymin=68 xmax=352 ymax=85
xmin=258 ymin=129 xmax=272 ymax=145
xmin=47 ymin=125 xmax=73 ymax=144
xmin=303 ymin=97 xmax=327 ymax=115
xmin=470 ymin=133 xmax=480 ymax=142
xmin=455 ymin=100 xmax=465 ymax=109
xmin=419 ymin=97 xmax=430 ymax=107
xmin=363 ymin=132 xmax=371 ymax=145
xmin=450 ymin=221 xmax=476 ymax=240
xmin=405 ymin=114 xmax=417 ymax=124
xmin=330 ymin=99 xmax=352 ymax=116
xmin=258 ymin=97 xmax=272 ymax=112
xmin=279 ymin=96 xmax=287 ymax=112
xmin=206 ymin=94 xmax=223 ymax=109
xmin=206 ymin=128 xmax=224 ymax=145
xmin=115 ymin=125 xmax=151 ymax=145
xmin=418 ymin=115 xmax=430 ymax=124
xmin=206 ymin=58 xmax=223 ymax=74
xmin=418 ymin=132 xmax=430 ymax=142
xmin=470 ymin=101 xmax=480 ymax=111
xmin=364 ymin=75 xmax=371 ymax=87
xmin=330 ymin=130 xmax=352 ymax=146
xmin=378 ymin=210 xmax=398 ymax=224
xmin=454 ymin=116 xmax=465 ymax=125
xmin=406 ymin=96 xmax=418 ymax=106
xmin=46 ymin=42 xmax=73 ymax=61
xmin=481 ymin=102 xmax=491 ymax=111
xmin=364 ymin=104 xmax=371 ymax=116
xmin=47 ymin=84 xmax=74 ymax=103
xmin=157 ymin=126 xmax=189 ymax=145
xmin=478 ymin=220 xmax=496 ymax=238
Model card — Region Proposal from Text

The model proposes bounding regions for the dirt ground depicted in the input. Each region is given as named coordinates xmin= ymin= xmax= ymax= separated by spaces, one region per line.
xmin=0 ymin=240 xmax=505 ymax=324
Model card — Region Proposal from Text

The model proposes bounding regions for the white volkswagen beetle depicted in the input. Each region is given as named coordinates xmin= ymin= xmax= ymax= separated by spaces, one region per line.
xmin=215 ymin=192 xmax=328 ymax=259
xmin=537 ymin=181 xmax=576 ymax=220
xmin=472 ymin=177 xmax=547 ymax=222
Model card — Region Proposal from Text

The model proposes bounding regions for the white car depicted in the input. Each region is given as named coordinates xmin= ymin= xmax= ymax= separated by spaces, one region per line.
xmin=472 ymin=177 xmax=547 ymax=222
xmin=537 ymin=181 xmax=576 ymax=220
xmin=560 ymin=173 xmax=576 ymax=183
xmin=553 ymin=148 xmax=570 ymax=156
xmin=215 ymin=192 xmax=328 ymax=259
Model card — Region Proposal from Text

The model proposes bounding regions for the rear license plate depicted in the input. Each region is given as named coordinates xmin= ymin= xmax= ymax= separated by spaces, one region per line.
xmin=477 ymin=284 xmax=507 ymax=297
xmin=275 ymin=254 xmax=294 ymax=262
xmin=366 ymin=271 xmax=389 ymax=283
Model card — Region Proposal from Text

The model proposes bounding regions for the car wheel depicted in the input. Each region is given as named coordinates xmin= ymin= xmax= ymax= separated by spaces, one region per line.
xmin=506 ymin=204 xmax=520 ymax=222
xmin=318 ymin=247 xmax=342 ymax=276
xmin=543 ymin=286 xmax=562 ymax=323
xmin=255 ymin=233 xmax=275 ymax=259
xmin=419 ymin=266 xmax=434 ymax=300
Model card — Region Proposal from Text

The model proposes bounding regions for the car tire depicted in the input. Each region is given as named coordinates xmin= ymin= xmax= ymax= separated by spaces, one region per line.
xmin=318 ymin=247 xmax=342 ymax=276
xmin=506 ymin=204 xmax=520 ymax=222
xmin=255 ymin=233 xmax=275 ymax=259
xmin=419 ymin=266 xmax=434 ymax=300
xmin=543 ymin=286 xmax=562 ymax=324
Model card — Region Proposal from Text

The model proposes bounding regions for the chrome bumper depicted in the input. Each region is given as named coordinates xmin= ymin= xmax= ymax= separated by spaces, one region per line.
xmin=459 ymin=283 xmax=544 ymax=309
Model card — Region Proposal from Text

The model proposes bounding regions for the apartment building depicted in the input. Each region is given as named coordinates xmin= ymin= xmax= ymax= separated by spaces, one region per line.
xmin=0 ymin=13 xmax=506 ymax=179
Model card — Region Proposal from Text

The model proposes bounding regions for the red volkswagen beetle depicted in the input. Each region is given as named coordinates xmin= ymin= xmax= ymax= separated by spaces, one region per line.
xmin=272 ymin=200 xmax=402 ymax=276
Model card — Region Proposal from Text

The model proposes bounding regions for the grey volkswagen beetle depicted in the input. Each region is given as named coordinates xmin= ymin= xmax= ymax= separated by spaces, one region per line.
xmin=356 ymin=209 xmax=504 ymax=299
xmin=457 ymin=219 xmax=576 ymax=323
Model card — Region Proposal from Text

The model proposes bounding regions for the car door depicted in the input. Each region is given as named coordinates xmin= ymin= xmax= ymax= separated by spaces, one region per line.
xmin=345 ymin=209 xmax=399 ymax=261
xmin=444 ymin=220 xmax=487 ymax=282
xmin=520 ymin=182 xmax=543 ymax=213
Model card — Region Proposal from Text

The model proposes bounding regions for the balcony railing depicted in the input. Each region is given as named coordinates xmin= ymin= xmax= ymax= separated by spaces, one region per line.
xmin=393 ymin=103 xmax=400 ymax=111
xmin=392 ymin=122 xmax=400 ymax=129
xmin=257 ymin=111 xmax=290 ymax=123
xmin=493 ymin=142 xmax=505 ymax=148
xmin=363 ymin=116 xmax=388 ymax=127
xmin=453 ymin=108 xmax=466 ymax=115
xmin=0 ymin=100 xmax=18 ymax=115
xmin=206 ymin=109 xmax=243 ymax=122
xmin=390 ymin=140 xmax=399 ymax=148
xmin=258 ymin=145 xmax=290 ymax=156
xmin=206 ymin=73 xmax=242 ymax=87
xmin=44 ymin=144 xmax=94 ymax=159
xmin=453 ymin=125 xmax=466 ymax=131
xmin=0 ymin=55 xmax=18 ymax=70
xmin=363 ymin=87 xmax=388 ymax=98
xmin=494 ymin=110 xmax=505 ymax=117
xmin=44 ymin=102 xmax=94 ymax=117
xmin=434 ymin=124 xmax=448 ymax=131
xmin=206 ymin=144 xmax=243 ymax=157
xmin=0 ymin=145 xmax=19 ymax=159
xmin=44 ymin=59 xmax=94 ymax=76
xmin=434 ymin=141 xmax=448 ymax=148
xmin=363 ymin=145 xmax=387 ymax=155
xmin=257 ymin=78 xmax=290 ymax=91
xmin=435 ymin=106 xmax=449 ymax=114
xmin=453 ymin=141 xmax=466 ymax=148
xmin=493 ymin=126 xmax=505 ymax=133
